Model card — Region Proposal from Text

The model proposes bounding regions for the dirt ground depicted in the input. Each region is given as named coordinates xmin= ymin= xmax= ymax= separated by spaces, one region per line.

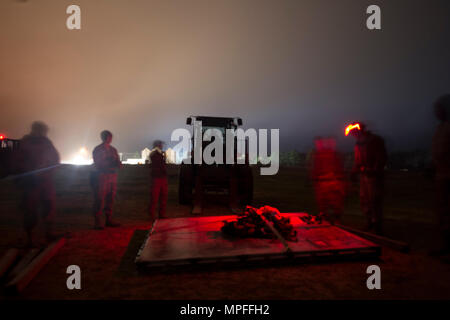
xmin=0 ymin=164 xmax=449 ymax=300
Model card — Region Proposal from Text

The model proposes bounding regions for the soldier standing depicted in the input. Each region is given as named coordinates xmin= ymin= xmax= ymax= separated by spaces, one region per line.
xmin=432 ymin=94 xmax=450 ymax=255
xmin=310 ymin=137 xmax=346 ymax=224
xmin=16 ymin=121 xmax=60 ymax=246
xmin=91 ymin=130 xmax=121 ymax=229
xmin=149 ymin=140 xmax=168 ymax=220
xmin=346 ymin=122 xmax=387 ymax=234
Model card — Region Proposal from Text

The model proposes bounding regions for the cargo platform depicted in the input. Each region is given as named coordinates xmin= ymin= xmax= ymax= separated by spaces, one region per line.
xmin=135 ymin=213 xmax=381 ymax=271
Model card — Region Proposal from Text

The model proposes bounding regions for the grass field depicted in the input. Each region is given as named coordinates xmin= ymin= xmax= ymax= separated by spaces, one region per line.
xmin=0 ymin=164 xmax=449 ymax=300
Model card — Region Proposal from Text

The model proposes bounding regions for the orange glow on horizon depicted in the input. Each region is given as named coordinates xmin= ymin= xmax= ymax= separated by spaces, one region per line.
xmin=345 ymin=123 xmax=361 ymax=136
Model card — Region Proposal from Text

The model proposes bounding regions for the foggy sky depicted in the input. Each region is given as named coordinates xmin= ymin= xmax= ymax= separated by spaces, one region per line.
xmin=1 ymin=0 xmax=449 ymax=160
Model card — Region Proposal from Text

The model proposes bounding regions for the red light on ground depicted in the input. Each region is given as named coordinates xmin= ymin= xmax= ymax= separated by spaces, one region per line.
xmin=0 ymin=134 xmax=6 ymax=140
xmin=345 ymin=123 xmax=361 ymax=136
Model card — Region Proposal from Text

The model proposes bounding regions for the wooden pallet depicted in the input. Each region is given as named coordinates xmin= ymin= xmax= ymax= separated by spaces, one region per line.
xmin=136 ymin=214 xmax=381 ymax=271
xmin=0 ymin=238 xmax=65 ymax=294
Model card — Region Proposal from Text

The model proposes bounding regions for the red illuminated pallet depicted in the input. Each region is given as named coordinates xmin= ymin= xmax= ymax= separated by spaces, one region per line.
xmin=135 ymin=214 xmax=381 ymax=271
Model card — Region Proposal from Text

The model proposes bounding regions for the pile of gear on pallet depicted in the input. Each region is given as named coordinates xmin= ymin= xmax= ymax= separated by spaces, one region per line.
xmin=221 ymin=205 xmax=298 ymax=241
xmin=299 ymin=212 xmax=325 ymax=225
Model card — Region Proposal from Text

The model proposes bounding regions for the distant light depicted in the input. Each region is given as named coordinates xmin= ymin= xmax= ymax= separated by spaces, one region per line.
xmin=71 ymin=155 xmax=92 ymax=165
xmin=345 ymin=123 xmax=361 ymax=136
xmin=62 ymin=146 xmax=93 ymax=165
xmin=0 ymin=134 xmax=5 ymax=140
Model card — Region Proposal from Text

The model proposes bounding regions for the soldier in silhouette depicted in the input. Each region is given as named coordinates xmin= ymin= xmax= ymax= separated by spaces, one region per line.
xmin=347 ymin=122 xmax=387 ymax=234
xmin=16 ymin=121 xmax=60 ymax=246
xmin=149 ymin=140 xmax=168 ymax=220
xmin=91 ymin=130 xmax=122 ymax=229
xmin=310 ymin=137 xmax=345 ymax=224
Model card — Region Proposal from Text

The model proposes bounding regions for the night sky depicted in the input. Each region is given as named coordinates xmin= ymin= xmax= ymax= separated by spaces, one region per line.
xmin=1 ymin=0 xmax=449 ymax=160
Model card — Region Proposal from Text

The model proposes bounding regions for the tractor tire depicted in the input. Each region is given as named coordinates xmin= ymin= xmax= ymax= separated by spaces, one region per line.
xmin=179 ymin=164 xmax=194 ymax=204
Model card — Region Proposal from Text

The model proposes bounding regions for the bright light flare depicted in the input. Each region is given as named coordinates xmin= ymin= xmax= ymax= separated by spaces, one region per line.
xmin=63 ymin=146 xmax=93 ymax=165
xmin=0 ymin=134 xmax=6 ymax=140
xmin=345 ymin=123 xmax=361 ymax=136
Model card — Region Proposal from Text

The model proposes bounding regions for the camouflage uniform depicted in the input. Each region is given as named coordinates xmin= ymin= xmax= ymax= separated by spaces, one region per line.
xmin=311 ymin=143 xmax=345 ymax=222
xmin=353 ymin=132 xmax=387 ymax=232
xmin=92 ymin=143 xmax=121 ymax=220
xmin=149 ymin=149 xmax=168 ymax=219
xmin=16 ymin=134 xmax=60 ymax=236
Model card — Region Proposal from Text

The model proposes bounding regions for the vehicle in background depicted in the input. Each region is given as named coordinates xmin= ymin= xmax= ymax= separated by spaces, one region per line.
xmin=179 ymin=116 xmax=253 ymax=214
xmin=0 ymin=134 xmax=20 ymax=178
